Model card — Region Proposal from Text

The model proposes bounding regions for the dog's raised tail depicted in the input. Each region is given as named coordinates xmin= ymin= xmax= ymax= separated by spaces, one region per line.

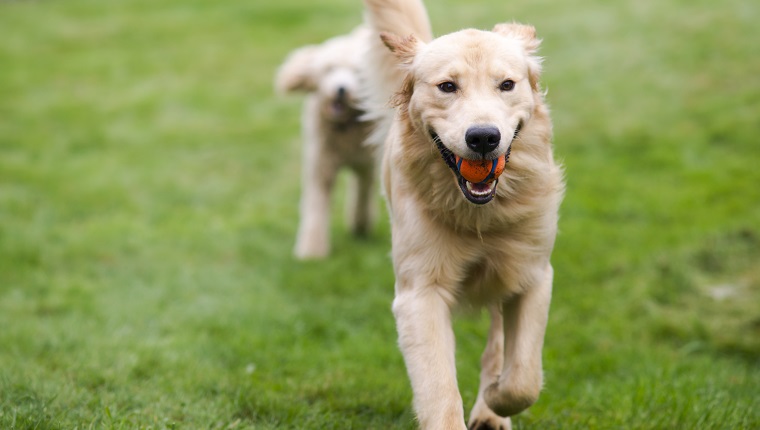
xmin=360 ymin=0 xmax=433 ymax=146
xmin=364 ymin=0 xmax=432 ymax=44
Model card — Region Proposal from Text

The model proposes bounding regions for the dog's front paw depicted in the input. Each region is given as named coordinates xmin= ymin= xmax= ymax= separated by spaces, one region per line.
xmin=293 ymin=238 xmax=329 ymax=260
xmin=468 ymin=400 xmax=512 ymax=430
xmin=468 ymin=418 xmax=511 ymax=430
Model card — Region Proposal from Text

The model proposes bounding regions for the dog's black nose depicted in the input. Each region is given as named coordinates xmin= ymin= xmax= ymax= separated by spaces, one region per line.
xmin=465 ymin=125 xmax=501 ymax=155
xmin=337 ymin=86 xmax=347 ymax=99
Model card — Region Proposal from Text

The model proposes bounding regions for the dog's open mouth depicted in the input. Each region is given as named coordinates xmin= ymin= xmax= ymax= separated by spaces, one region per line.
xmin=327 ymin=99 xmax=364 ymax=125
xmin=331 ymin=99 xmax=349 ymax=115
xmin=431 ymin=130 xmax=512 ymax=205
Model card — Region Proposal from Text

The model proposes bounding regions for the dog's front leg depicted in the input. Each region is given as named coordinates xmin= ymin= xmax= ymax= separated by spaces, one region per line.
xmin=293 ymin=147 xmax=337 ymax=259
xmin=485 ymin=263 xmax=553 ymax=417
xmin=468 ymin=305 xmax=511 ymax=430
xmin=393 ymin=286 xmax=467 ymax=430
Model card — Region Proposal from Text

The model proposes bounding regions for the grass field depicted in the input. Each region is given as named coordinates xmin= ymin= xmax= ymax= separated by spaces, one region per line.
xmin=1 ymin=0 xmax=759 ymax=428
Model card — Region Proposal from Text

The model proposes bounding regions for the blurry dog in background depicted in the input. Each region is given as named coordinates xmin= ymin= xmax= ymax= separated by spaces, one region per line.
xmin=275 ymin=26 xmax=376 ymax=259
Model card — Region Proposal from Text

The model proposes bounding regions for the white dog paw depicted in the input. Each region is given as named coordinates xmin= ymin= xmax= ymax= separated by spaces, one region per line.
xmin=293 ymin=241 xmax=329 ymax=260
xmin=467 ymin=417 xmax=511 ymax=430
xmin=468 ymin=401 xmax=512 ymax=430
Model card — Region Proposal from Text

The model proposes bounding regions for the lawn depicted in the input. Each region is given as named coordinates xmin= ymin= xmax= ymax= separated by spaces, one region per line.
xmin=1 ymin=0 xmax=758 ymax=428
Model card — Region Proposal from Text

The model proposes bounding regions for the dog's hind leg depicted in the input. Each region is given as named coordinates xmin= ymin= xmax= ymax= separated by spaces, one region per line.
xmin=345 ymin=165 xmax=376 ymax=238
xmin=467 ymin=305 xmax=512 ymax=430
xmin=484 ymin=263 xmax=553 ymax=417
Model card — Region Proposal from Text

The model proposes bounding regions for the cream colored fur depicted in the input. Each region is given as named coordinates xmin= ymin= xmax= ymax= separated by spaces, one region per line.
xmin=275 ymin=27 xmax=377 ymax=259
xmin=362 ymin=0 xmax=565 ymax=428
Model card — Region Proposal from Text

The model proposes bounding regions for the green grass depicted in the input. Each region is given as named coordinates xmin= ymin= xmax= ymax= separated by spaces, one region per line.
xmin=1 ymin=0 xmax=759 ymax=428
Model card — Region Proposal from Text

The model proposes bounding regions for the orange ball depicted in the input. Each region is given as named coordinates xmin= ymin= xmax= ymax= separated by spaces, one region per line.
xmin=455 ymin=156 xmax=506 ymax=183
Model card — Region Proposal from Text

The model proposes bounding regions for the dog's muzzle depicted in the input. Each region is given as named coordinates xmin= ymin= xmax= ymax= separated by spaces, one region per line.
xmin=431 ymin=124 xmax=520 ymax=205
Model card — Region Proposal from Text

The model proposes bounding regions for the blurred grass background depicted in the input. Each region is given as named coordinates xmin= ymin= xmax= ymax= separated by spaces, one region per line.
xmin=1 ymin=0 xmax=758 ymax=428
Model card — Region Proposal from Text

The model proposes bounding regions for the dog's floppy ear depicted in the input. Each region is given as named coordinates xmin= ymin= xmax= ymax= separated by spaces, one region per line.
xmin=380 ymin=32 xmax=419 ymax=66
xmin=492 ymin=23 xmax=541 ymax=54
xmin=492 ymin=23 xmax=543 ymax=91
xmin=379 ymin=32 xmax=420 ymax=110
xmin=275 ymin=45 xmax=320 ymax=93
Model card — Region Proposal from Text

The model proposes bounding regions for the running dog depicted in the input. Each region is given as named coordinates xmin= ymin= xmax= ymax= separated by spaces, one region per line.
xmin=362 ymin=0 xmax=564 ymax=428
xmin=276 ymin=26 xmax=376 ymax=259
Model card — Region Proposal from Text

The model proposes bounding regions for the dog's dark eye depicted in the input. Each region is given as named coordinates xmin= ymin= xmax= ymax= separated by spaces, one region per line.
xmin=437 ymin=81 xmax=457 ymax=93
xmin=500 ymin=80 xmax=515 ymax=91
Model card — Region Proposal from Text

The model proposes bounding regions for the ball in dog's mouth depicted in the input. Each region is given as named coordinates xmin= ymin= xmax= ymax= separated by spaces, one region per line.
xmin=431 ymin=130 xmax=510 ymax=205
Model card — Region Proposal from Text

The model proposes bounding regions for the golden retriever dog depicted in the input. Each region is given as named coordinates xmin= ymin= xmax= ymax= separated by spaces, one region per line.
xmin=276 ymin=26 xmax=376 ymax=259
xmin=362 ymin=0 xmax=565 ymax=428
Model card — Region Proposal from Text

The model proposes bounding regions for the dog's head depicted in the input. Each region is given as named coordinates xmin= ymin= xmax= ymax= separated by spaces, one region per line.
xmin=382 ymin=24 xmax=543 ymax=204
xmin=276 ymin=27 xmax=368 ymax=124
